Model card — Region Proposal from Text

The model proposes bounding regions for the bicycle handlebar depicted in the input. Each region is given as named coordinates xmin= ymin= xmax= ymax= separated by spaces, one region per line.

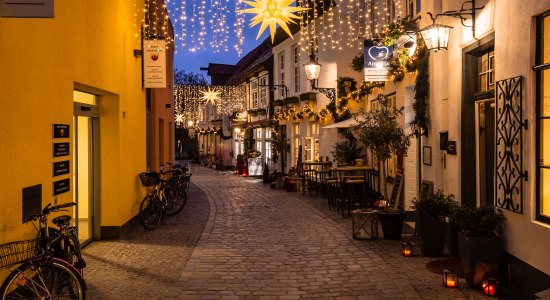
xmin=24 ymin=202 xmax=77 ymax=223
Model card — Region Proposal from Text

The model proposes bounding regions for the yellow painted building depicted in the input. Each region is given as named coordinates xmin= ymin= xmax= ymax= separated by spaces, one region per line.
xmin=0 ymin=0 xmax=174 ymax=268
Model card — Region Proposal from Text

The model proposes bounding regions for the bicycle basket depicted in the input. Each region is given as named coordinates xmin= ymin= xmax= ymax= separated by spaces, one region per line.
xmin=139 ymin=172 xmax=160 ymax=187
xmin=0 ymin=238 xmax=39 ymax=268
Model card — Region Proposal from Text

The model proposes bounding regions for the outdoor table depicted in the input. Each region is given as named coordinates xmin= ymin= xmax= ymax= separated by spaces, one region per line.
xmin=301 ymin=161 xmax=332 ymax=196
xmin=330 ymin=166 xmax=374 ymax=216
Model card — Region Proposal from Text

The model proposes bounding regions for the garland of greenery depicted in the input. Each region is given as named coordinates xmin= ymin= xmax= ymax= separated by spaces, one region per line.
xmin=271 ymin=79 xmax=384 ymax=123
xmin=413 ymin=40 xmax=430 ymax=135
xmin=243 ymin=127 xmax=254 ymax=155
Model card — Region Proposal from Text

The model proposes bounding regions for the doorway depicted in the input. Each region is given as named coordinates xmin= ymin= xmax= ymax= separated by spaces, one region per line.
xmin=73 ymin=91 xmax=99 ymax=244
xmin=476 ymin=99 xmax=495 ymax=207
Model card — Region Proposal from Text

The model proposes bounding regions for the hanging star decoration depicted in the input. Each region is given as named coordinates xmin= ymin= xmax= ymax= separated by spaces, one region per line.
xmin=200 ymin=86 xmax=220 ymax=105
xmin=175 ymin=113 xmax=184 ymax=125
xmin=238 ymin=0 xmax=309 ymax=42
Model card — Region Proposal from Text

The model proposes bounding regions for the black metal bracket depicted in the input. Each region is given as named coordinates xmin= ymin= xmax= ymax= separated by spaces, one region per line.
xmin=315 ymin=87 xmax=336 ymax=103
xmin=310 ymin=80 xmax=336 ymax=103
xmin=427 ymin=0 xmax=485 ymax=37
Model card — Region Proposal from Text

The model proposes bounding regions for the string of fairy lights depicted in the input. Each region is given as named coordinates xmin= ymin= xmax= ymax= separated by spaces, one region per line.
xmin=134 ymin=0 xmax=402 ymax=55
xmin=174 ymin=85 xmax=248 ymax=128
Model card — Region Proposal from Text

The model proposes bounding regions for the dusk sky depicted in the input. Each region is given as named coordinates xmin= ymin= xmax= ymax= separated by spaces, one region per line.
xmin=170 ymin=1 xmax=272 ymax=78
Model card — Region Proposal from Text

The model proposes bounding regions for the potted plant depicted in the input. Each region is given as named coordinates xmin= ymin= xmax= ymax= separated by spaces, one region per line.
xmin=376 ymin=206 xmax=406 ymax=240
xmin=452 ymin=205 xmax=505 ymax=287
xmin=411 ymin=190 xmax=457 ymax=257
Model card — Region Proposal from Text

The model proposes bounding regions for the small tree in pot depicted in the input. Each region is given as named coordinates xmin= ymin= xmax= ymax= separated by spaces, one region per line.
xmin=352 ymin=94 xmax=410 ymax=199
xmin=451 ymin=206 xmax=505 ymax=287
xmin=411 ymin=190 xmax=457 ymax=257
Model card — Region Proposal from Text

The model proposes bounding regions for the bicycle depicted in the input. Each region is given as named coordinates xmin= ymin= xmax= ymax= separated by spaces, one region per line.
xmin=139 ymin=172 xmax=169 ymax=230
xmin=0 ymin=202 xmax=87 ymax=299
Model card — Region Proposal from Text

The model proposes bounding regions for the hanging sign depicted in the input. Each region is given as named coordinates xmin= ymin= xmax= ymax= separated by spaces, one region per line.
xmin=364 ymin=40 xmax=393 ymax=82
xmin=144 ymin=39 xmax=167 ymax=88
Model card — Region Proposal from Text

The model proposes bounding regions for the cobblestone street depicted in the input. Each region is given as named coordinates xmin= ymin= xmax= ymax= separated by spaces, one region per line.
xmin=83 ymin=165 xmax=489 ymax=299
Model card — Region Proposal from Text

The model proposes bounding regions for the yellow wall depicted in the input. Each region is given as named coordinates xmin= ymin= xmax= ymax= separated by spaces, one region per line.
xmin=0 ymin=0 xmax=147 ymax=249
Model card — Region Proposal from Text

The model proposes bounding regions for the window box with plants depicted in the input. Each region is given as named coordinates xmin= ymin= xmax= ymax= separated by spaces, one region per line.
xmin=451 ymin=205 xmax=505 ymax=287
xmin=411 ymin=190 xmax=457 ymax=257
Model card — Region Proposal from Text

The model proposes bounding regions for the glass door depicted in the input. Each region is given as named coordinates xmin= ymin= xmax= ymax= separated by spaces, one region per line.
xmin=73 ymin=91 xmax=98 ymax=244
xmin=476 ymin=99 xmax=495 ymax=207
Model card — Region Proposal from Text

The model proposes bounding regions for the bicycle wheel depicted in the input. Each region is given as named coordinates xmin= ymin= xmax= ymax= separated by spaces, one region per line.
xmin=0 ymin=258 xmax=86 ymax=299
xmin=164 ymin=186 xmax=187 ymax=216
xmin=139 ymin=194 xmax=162 ymax=230
xmin=66 ymin=234 xmax=86 ymax=274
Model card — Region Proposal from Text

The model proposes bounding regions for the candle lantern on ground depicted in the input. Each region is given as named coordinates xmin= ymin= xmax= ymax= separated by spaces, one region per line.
xmin=482 ymin=277 xmax=501 ymax=296
xmin=442 ymin=268 xmax=458 ymax=288
xmin=401 ymin=242 xmax=413 ymax=257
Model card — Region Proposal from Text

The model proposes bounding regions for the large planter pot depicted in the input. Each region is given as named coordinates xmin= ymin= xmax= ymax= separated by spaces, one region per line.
xmin=458 ymin=233 xmax=501 ymax=287
xmin=446 ymin=222 xmax=459 ymax=257
xmin=376 ymin=211 xmax=405 ymax=240
xmin=417 ymin=216 xmax=446 ymax=257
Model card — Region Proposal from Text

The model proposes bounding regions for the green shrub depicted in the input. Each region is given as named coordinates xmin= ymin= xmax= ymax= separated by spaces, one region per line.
xmin=411 ymin=190 xmax=457 ymax=220
xmin=451 ymin=206 xmax=505 ymax=237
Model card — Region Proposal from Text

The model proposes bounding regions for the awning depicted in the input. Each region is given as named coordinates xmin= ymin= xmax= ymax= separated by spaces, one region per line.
xmin=322 ymin=117 xmax=364 ymax=129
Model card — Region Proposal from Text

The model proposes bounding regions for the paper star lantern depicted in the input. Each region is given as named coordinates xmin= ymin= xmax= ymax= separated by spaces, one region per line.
xmin=175 ymin=113 xmax=184 ymax=125
xmin=238 ymin=0 xmax=309 ymax=42
xmin=200 ymin=87 xmax=220 ymax=105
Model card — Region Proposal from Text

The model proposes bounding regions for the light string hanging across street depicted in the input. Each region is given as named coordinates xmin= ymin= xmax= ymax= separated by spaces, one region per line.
xmin=135 ymin=0 xmax=404 ymax=55
xmin=174 ymin=85 xmax=248 ymax=128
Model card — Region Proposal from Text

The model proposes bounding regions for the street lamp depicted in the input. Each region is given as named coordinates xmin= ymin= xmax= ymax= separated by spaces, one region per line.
xmin=418 ymin=0 xmax=485 ymax=51
xmin=303 ymin=51 xmax=336 ymax=103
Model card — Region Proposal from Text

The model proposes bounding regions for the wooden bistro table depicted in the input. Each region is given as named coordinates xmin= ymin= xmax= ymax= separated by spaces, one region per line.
xmin=330 ymin=166 xmax=374 ymax=217
xmin=301 ymin=161 xmax=332 ymax=197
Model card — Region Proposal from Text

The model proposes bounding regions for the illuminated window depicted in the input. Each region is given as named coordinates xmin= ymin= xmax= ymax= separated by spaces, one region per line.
xmin=293 ymin=46 xmax=300 ymax=93
xmin=259 ymin=75 xmax=268 ymax=107
xmin=280 ymin=52 xmax=286 ymax=98
xmin=536 ymin=11 xmax=550 ymax=223
xmin=479 ymin=50 xmax=495 ymax=92
xmin=251 ymin=80 xmax=258 ymax=108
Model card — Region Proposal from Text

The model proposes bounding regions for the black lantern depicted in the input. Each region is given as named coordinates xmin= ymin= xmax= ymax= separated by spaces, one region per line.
xmin=482 ymin=277 xmax=501 ymax=296
xmin=401 ymin=242 xmax=413 ymax=257
xmin=442 ymin=268 xmax=458 ymax=288
xmin=418 ymin=1 xmax=485 ymax=52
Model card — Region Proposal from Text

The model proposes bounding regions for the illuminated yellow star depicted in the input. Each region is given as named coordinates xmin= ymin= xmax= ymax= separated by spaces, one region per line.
xmin=238 ymin=0 xmax=309 ymax=42
xmin=200 ymin=87 xmax=220 ymax=105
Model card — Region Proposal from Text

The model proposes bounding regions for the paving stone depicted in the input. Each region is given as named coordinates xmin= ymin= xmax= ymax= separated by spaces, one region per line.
xmin=82 ymin=165 xmax=489 ymax=299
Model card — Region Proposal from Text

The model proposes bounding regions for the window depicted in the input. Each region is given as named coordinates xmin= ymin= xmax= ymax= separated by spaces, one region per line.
xmin=280 ymin=52 xmax=286 ymax=98
xmin=259 ymin=75 xmax=268 ymax=107
xmin=479 ymin=50 xmax=495 ymax=92
xmin=293 ymin=123 xmax=300 ymax=165
xmin=255 ymin=128 xmax=262 ymax=139
xmin=536 ymin=11 xmax=550 ymax=223
xmin=251 ymin=80 xmax=258 ymax=108
xmin=293 ymin=46 xmax=300 ymax=93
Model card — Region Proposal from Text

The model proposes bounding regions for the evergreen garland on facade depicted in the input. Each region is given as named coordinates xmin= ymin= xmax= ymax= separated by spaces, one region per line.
xmin=413 ymin=42 xmax=430 ymax=135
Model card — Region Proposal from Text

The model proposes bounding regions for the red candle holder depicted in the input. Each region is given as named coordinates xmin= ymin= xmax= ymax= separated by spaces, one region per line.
xmin=482 ymin=277 xmax=501 ymax=296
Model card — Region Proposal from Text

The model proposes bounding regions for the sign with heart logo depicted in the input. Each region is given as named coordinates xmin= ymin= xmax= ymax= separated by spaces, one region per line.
xmin=364 ymin=40 xmax=393 ymax=82
xmin=144 ymin=39 xmax=167 ymax=88
xmin=368 ymin=46 xmax=390 ymax=61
